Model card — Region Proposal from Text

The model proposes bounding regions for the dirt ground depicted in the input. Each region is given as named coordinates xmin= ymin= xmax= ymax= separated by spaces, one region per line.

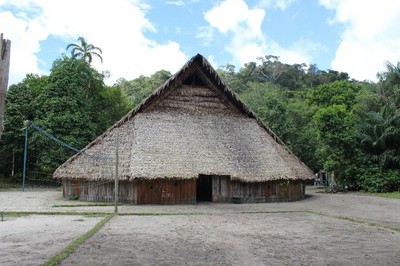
xmin=0 ymin=215 xmax=102 ymax=266
xmin=1 ymin=187 xmax=400 ymax=265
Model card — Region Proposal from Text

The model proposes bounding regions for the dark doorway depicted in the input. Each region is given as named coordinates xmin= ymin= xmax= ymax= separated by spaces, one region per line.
xmin=196 ymin=175 xmax=212 ymax=202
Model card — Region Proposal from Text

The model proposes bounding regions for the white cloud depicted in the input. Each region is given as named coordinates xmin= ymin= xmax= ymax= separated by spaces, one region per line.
xmin=258 ymin=0 xmax=295 ymax=10
xmin=319 ymin=0 xmax=400 ymax=81
xmin=166 ymin=0 xmax=185 ymax=6
xmin=0 ymin=0 xmax=188 ymax=86
xmin=204 ymin=0 xmax=312 ymax=67
xmin=275 ymin=0 xmax=295 ymax=10
xmin=196 ymin=26 xmax=215 ymax=46
xmin=0 ymin=11 xmax=46 ymax=83
xmin=205 ymin=0 xmax=264 ymax=37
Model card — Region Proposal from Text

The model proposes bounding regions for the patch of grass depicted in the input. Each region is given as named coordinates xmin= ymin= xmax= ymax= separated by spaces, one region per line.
xmin=239 ymin=210 xmax=304 ymax=214
xmin=53 ymin=203 xmax=116 ymax=207
xmin=306 ymin=210 xmax=400 ymax=233
xmin=0 ymin=212 xmax=30 ymax=222
xmin=43 ymin=213 xmax=114 ymax=266
xmin=0 ymin=179 xmax=19 ymax=189
xmin=356 ymin=192 xmax=400 ymax=199
xmin=3 ymin=211 xmax=108 ymax=217
xmin=374 ymin=192 xmax=400 ymax=199
xmin=1 ymin=212 xmax=31 ymax=218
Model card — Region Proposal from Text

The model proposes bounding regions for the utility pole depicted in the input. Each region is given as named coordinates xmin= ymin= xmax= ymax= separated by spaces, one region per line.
xmin=114 ymin=131 xmax=119 ymax=214
xmin=0 ymin=33 xmax=11 ymax=140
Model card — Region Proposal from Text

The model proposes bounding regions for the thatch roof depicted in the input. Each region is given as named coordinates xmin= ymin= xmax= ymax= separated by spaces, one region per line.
xmin=53 ymin=54 xmax=314 ymax=182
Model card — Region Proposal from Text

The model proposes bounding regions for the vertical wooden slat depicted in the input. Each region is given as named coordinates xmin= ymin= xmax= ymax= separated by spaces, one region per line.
xmin=181 ymin=179 xmax=186 ymax=204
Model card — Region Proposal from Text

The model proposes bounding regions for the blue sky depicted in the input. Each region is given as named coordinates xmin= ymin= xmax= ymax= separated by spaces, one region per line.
xmin=2 ymin=0 xmax=400 ymax=86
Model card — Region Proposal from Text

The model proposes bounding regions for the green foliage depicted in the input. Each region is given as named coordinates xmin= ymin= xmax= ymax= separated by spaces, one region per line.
xmin=99 ymin=85 xmax=133 ymax=125
xmin=0 ymin=53 xmax=130 ymax=181
xmin=374 ymin=192 xmax=400 ymax=199
xmin=307 ymin=80 xmax=360 ymax=109
xmin=0 ymin=81 xmax=38 ymax=179
xmin=353 ymin=82 xmax=380 ymax=115
xmin=0 ymin=176 xmax=19 ymax=189
xmin=253 ymin=55 xmax=307 ymax=90
xmin=307 ymin=81 xmax=361 ymax=184
xmin=360 ymin=105 xmax=400 ymax=170
xmin=66 ymin=36 xmax=103 ymax=64
xmin=358 ymin=166 xmax=400 ymax=192
xmin=377 ymin=62 xmax=400 ymax=108
xmin=33 ymin=57 xmax=102 ymax=168
xmin=116 ymin=70 xmax=171 ymax=107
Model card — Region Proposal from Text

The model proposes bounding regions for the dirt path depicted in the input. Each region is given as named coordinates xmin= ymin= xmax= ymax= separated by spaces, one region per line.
xmin=1 ymin=187 xmax=400 ymax=265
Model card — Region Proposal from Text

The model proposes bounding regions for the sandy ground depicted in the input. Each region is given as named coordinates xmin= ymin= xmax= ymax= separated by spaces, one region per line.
xmin=0 ymin=215 xmax=102 ymax=266
xmin=1 ymin=187 xmax=400 ymax=265
xmin=60 ymin=213 xmax=400 ymax=266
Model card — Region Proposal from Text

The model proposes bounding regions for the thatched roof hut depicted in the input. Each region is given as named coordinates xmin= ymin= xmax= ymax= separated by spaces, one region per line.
xmin=54 ymin=54 xmax=313 ymax=204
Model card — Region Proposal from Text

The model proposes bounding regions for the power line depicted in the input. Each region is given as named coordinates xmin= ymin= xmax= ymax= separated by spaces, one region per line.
xmin=29 ymin=122 xmax=111 ymax=161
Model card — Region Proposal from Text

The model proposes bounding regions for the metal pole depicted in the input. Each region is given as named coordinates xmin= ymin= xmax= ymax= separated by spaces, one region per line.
xmin=114 ymin=131 xmax=119 ymax=214
xmin=22 ymin=126 xmax=28 ymax=192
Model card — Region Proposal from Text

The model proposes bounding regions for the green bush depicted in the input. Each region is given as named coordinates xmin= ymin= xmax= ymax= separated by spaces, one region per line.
xmin=359 ymin=167 xmax=400 ymax=192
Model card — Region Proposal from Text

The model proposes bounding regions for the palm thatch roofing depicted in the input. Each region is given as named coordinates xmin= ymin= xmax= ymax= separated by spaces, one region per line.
xmin=53 ymin=54 xmax=314 ymax=182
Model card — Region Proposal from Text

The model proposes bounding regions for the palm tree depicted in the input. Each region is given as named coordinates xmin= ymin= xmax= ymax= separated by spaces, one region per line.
xmin=361 ymin=104 xmax=400 ymax=170
xmin=66 ymin=36 xmax=103 ymax=64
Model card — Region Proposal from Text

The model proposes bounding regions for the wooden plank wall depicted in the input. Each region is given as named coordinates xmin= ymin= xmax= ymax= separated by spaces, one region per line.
xmin=137 ymin=179 xmax=196 ymax=204
xmin=62 ymin=178 xmax=306 ymax=204
xmin=231 ymin=180 xmax=305 ymax=203
xmin=63 ymin=179 xmax=137 ymax=203
xmin=212 ymin=175 xmax=231 ymax=202
xmin=63 ymin=179 xmax=82 ymax=199
xmin=118 ymin=181 xmax=136 ymax=203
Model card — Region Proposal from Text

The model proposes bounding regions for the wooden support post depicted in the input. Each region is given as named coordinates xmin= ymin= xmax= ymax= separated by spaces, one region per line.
xmin=114 ymin=131 xmax=119 ymax=214
xmin=0 ymin=33 xmax=11 ymax=139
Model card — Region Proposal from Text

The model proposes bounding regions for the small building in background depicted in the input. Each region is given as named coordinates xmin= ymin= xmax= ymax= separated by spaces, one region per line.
xmin=53 ymin=54 xmax=314 ymax=204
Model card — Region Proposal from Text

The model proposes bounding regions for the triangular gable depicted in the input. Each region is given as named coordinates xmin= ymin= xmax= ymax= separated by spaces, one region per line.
xmin=116 ymin=54 xmax=285 ymax=143
xmin=119 ymin=54 xmax=257 ymax=122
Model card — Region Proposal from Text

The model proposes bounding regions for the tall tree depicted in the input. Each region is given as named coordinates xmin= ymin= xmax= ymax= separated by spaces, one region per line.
xmin=0 ymin=59 xmax=132 ymax=180
xmin=31 ymin=57 xmax=105 ymax=174
xmin=0 ymin=80 xmax=38 ymax=179
xmin=377 ymin=62 xmax=400 ymax=109
xmin=357 ymin=62 xmax=400 ymax=191
xmin=66 ymin=36 xmax=103 ymax=64
xmin=307 ymin=81 xmax=361 ymax=184
xmin=360 ymin=105 xmax=400 ymax=170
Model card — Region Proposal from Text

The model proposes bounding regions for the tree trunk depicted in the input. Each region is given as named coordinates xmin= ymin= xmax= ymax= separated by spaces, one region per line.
xmin=0 ymin=33 xmax=11 ymax=140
